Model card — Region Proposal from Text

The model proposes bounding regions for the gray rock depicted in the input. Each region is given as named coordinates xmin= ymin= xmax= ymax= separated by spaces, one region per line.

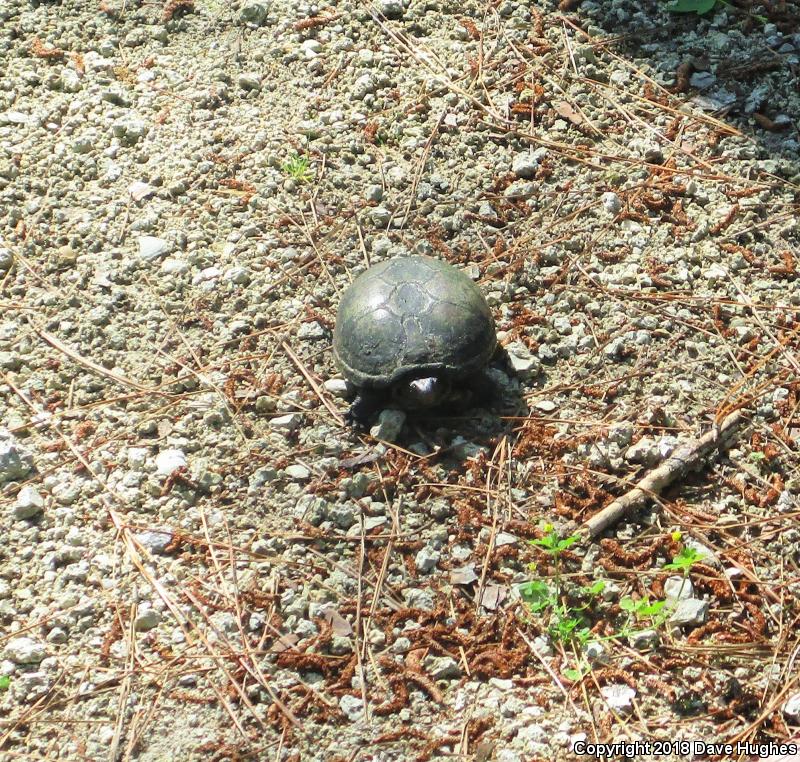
xmin=285 ymin=464 xmax=310 ymax=480
xmin=365 ymin=184 xmax=383 ymax=203
xmin=601 ymin=191 xmax=622 ymax=214
xmin=111 ymin=118 xmax=148 ymax=146
xmin=134 ymin=608 xmax=161 ymax=632
xmin=504 ymin=180 xmax=536 ymax=200
xmin=339 ymin=694 xmax=365 ymax=722
xmin=13 ymin=486 xmax=44 ymax=520
xmin=0 ymin=247 xmax=12 ymax=270
xmin=392 ymin=636 xmax=412 ymax=654
xmin=323 ymin=378 xmax=350 ymax=398
xmin=4 ymin=637 xmax=46 ymax=664
xmin=238 ymin=72 xmax=262 ymax=91
xmin=370 ymin=206 xmax=392 ymax=227
xmin=584 ymin=641 xmax=608 ymax=664
xmin=669 ymin=598 xmax=708 ymax=626
xmin=269 ymin=413 xmax=302 ymax=431
xmin=506 ymin=342 xmax=541 ymax=379
xmin=629 ymin=629 xmax=659 ymax=650
xmin=425 ymin=655 xmax=461 ymax=680
xmin=0 ymin=429 xmax=34 ymax=483
xmin=239 ymin=0 xmax=270 ymax=25
xmin=402 ymin=587 xmax=435 ymax=610
xmin=512 ymin=152 xmax=539 ymax=179
xmin=137 ymin=236 xmax=168 ymax=261
xmin=135 ymin=530 xmax=173 ymax=555
xmin=690 ymin=72 xmax=716 ymax=89
xmin=13 ymin=671 xmax=51 ymax=702
xmin=663 ymin=575 xmax=694 ymax=600
xmin=0 ymin=351 xmax=21 ymax=370
xmin=415 ymin=546 xmax=440 ymax=573
xmin=370 ymin=409 xmax=406 ymax=442
xmin=377 ymin=0 xmax=404 ymax=18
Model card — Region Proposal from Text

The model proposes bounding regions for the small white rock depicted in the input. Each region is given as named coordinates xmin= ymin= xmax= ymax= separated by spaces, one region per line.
xmin=669 ymin=598 xmax=709 ymax=626
xmin=155 ymin=449 xmax=187 ymax=476
xmin=370 ymin=409 xmax=406 ymax=442
xmin=339 ymin=694 xmax=365 ymax=722
xmin=13 ymin=485 xmax=44 ymax=520
xmin=600 ymin=683 xmax=636 ymax=711
xmin=601 ymin=191 xmax=622 ymax=214
xmin=285 ymin=464 xmax=310 ymax=480
xmin=323 ymin=378 xmax=350 ymax=398
xmin=4 ymin=637 xmax=46 ymax=664
xmin=269 ymin=413 xmax=301 ymax=431
xmin=663 ymin=575 xmax=694 ymax=600
xmin=137 ymin=236 xmax=168 ymax=261
xmin=134 ymin=608 xmax=161 ymax=632
xmin=783 ymin=692 xmax=800 ymax=720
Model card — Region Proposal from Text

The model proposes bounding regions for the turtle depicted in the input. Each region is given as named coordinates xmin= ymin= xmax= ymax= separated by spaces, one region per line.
xmin=332 ymin=254 xmax=499 ymax=424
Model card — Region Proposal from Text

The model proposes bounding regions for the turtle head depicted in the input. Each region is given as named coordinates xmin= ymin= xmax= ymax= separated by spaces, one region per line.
xmin=393 ymin=376 xmax=449 ymax=409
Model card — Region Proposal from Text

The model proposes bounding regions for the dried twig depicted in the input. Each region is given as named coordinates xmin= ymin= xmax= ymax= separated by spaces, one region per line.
xmin=583 ymin=410 xmax=746 ymax=538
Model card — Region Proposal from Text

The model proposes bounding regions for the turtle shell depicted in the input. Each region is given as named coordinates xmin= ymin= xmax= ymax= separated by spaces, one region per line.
xmin=333 ymin=255 xmax=497 ymax=388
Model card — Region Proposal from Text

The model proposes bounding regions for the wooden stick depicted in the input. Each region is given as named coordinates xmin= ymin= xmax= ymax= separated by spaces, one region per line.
xmin=582 ymin=410 xmax=746 ymax=539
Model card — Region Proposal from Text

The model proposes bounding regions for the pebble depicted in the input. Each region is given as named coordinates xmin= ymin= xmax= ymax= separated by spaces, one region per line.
xmin=138 ymin=236 xmax=168 ymax=261
xmin=663 ymin=576 xmax=694 ymax=600
xmin=13 ymin=486 xmax=44 ymax=520
xmin=238 ymin=72 xmax=262 ymax=91
xmin=505 ymin=342 xmax=541 ymax=379
xmin=4 ymin=637 xmax=46 ymax=664
xmin=155 ymin=449 xmax=187 ymax=476
xmin=134 ymin=608 xmax=161 ymax=632
xmin=601 ymin=191 xmax=622 ymax=214
xmin=415 ymin=546 xmax=440 ymax=573
xmin=425 ymin=656 xmax=462 ymax=680
xmin=783 ymin=693 xmax=800 ymax=720
xmin=669 ymin=598 xmax=709 ymax=627
xmin=111 ymin=118 xmax=148 ymax=146
xmin=135 ymin=530 xmax=174 ymax=555
xmin=285 ymin=464 xmax=310 ymax=480
xmin=0 ymin=429 xmax=34 ymax=483
xmin=600 ymin=684 xmax=636 ymax=711
xmin=370 ymin=409 xmax=406 ymax=442
xmin=511 ymin=152 xmax=539 ymax=179
xmin=323 ymin=378 xmax=350 ymax=398
xmin=0 ymin=247 xmax=12 ymax=270
xmin=377 ymin=0 xmax=404 ymax=18
xmin=269 ymin=413 xmax=302 ymax=431
xmin=239 ymin=0 xmax=270 ymax=25
xmin=339 ymin=694 xmax=365 ymax=722
xmin=584 ymin=641 xmax=608 ymax=664
xmin=629 ymin=629 xmax=659 ymax=650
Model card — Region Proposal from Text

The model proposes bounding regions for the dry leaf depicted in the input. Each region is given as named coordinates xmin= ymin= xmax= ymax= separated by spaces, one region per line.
xmin=450 ymin=565 xmax=479 ymax=585
xmin=270 ymin=633 xmax=300 ymax=653
xmin=323 ymin=608 xmax=353 ymax=637
xmin=479 ymin=584 xmax=508 ymax=610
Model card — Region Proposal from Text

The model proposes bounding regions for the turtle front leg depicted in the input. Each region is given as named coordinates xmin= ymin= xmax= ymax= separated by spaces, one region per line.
xmin=345 ymin=388 xmax=387 ymax=428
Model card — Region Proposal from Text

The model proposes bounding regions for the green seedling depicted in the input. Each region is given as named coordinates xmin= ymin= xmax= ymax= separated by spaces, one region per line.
xmin=0 ymin=675 xmax=10 ymax=691
xmin=663 ymin=546 xmax=705 ymax=574
xmin=282 ymin=154 xmax=313 ymax=183
xmin=531 ymin=527 xmax=579 ymax=556
xmin=620 ymin=596 xmax=668 ymax=621
xmin=665 ymin=0 xmax=718 ymax=14
xmin=518 ymin=579 xmax=552 ymax=614
xmin=563 ymin=662 xmax=591 ymax=682
xmin=665 ymin=0 xmax=766 ymax=21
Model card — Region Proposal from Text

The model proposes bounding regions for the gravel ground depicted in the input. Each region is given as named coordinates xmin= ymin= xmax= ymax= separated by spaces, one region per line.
xmin=2 ymin=0 xmax=800 ymax=760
